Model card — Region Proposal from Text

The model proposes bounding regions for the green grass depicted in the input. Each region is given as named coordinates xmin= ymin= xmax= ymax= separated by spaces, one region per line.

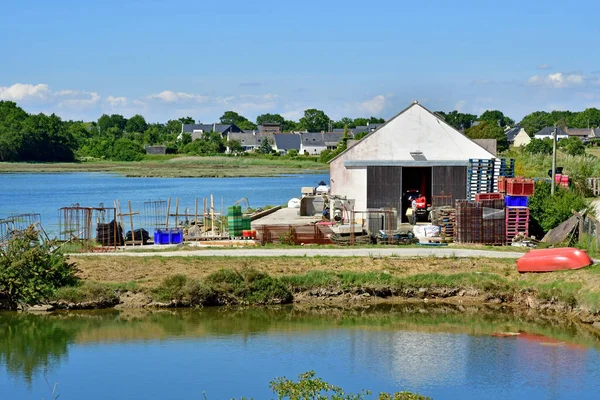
xmin=0 ymin=155 xmax=328 ymax=177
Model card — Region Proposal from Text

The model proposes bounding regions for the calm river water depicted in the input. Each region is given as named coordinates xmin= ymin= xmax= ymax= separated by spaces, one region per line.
xmin=0 ymin=172 xmax=329 ymax=234
xmin=1 ymin=305 xmax=599 ymax=399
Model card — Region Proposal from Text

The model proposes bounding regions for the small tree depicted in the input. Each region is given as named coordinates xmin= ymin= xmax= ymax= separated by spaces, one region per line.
xmin=559 ymin=137 xmax=585 ymax=156
xmin=227 ymin=139 xmax=245 ymax=155
xmin=0 ymin=228 xmax=77 ymax=306
xmin=524 ymin=138 xmax=553 ymax=155
xmin=258 ymin=137 xmax=273 ymax=154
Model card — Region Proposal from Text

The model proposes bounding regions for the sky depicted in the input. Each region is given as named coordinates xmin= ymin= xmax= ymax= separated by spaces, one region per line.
xmin=1 ymin=0 xmax=600 ymax=123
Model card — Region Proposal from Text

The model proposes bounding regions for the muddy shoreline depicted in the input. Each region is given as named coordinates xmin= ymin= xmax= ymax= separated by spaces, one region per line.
xmin=19 ymin=286 xmax=600 ymax=332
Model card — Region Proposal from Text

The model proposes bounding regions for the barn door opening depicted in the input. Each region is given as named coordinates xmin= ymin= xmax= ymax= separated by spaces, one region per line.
xmin=401 ymin=167 xmax=432 ymax=222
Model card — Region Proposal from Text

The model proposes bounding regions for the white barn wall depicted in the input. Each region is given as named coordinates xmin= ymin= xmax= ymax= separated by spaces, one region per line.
xmin=330 ymin=158 xmax=367 ymax=210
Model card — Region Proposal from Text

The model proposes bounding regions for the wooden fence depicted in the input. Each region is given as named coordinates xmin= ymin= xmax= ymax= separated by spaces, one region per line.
xmin=255 ymin=224 xmax=334 ymax=245
xmin=587 ymin=178 xmax=600 ymax=196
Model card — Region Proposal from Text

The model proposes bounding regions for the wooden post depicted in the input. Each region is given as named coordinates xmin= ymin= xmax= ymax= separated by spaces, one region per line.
xmin=166 ymin=198 xmax=171 ymax=229
xmin=211 ymin=194 xmax=215 ymax=235
xmin=195 ymin=198 xmax=198 ymax=228
xmin=128 ymin=200 xmax=135 ymax=242
xmin=175 ymin=198 xmax=180 ymax=228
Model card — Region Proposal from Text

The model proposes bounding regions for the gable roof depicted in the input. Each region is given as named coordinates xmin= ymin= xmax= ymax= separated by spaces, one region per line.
xmin=228 ymin=132 xmax=271 ymax=147
xmin=505 ymin=126 xmax=526 ymax=142
xmin=183 ymin=123 xmax=241 ymax=134
xmin=567 ymin=128 xmax=593 ymax=137
xmin=324 ymin=133 xmax=345 ymax=146
xmin=535 ymin=127 xmax=568 ymax=137
xmin=273 ymin=133 xmax=300 ymax=150
xmin=301 ymin=132 xmax=326 ymax=147
xmin=329 ymin=101 xmax=495 ymax=164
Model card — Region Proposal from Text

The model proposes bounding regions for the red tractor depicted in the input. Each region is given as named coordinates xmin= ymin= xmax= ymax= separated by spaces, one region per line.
xmin=404 ymin=190 xmax=431 ymax=224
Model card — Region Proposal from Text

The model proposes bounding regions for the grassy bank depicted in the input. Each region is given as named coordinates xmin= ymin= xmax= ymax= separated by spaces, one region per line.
xmin=58 ymin=255 xmax=600 ymax=322
xmin=0 ymin=155 xmax=328 ymax=177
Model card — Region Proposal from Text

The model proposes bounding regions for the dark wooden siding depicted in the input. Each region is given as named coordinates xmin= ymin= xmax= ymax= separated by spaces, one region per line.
xmin=367 ymin=166 xmax=402 ymax=209
xmin=432 ymin=166 xmax=467 ymax=204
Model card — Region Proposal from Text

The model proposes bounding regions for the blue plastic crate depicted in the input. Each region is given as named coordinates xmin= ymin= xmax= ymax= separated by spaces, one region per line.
xmin=154 ymin=229 xmax=170 ymax=245
xmin=505 ymin=195 xmax=528 ymax=207
xmin=169 ymin=228 xmax=183 ymax=244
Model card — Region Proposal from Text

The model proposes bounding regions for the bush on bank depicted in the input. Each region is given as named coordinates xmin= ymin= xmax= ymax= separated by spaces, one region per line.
xmin=0 ymin=228 xmax=77 ymax=306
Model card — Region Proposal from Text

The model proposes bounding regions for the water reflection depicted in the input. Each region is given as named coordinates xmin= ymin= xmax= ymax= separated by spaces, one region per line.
xmin=1 ymin=304 xmax=599 ymax=399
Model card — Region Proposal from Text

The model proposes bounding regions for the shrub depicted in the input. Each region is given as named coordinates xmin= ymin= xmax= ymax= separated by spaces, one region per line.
xmin=0 ymin=228 xmax=77 ymax=305
xmin=153 ymin=274 xmax=188 ymax=302
xmin=205 ymin=268 xmax=292 ymax=304
xmin=111 ymin=138 xmax=146 ymax=161
xmin=287 ymin=149 xmax=299 ymax=157
xmin=524 ymin=138 xmax=553 ymax=155
xmin=528 ymin=181 xmax=586 ymax=234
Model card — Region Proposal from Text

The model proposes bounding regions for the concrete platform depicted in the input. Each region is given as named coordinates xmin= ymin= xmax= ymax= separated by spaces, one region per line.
xmin=251 ymin=207 xmax=321 ymax=226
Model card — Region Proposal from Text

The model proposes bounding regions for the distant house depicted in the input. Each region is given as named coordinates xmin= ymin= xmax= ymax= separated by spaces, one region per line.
xmin=505 ymin=126 xmax=531 ymax=147
xmin=258 ymin=123 xmax=281 ymax=134
xmin=226 ymin=132 xmax=272 ymax=153
xmin=324 ymin=133 xmax=345 ymax=150
xmin=272 ymin=133 xmax=300 ymax=154
xmin=354 ymin=124 xmax=384 ymax=134
xmin=144 ymin=145 xmax=166 ymax=155
xmin=300 ymin=132 xmax=346 ymax=155
xmin=534 ymin=127 xmax=569 ymax=141
xmin=565 ymin=128 xmax=596 ymax=142
xmin=179 ymin=123 xmax=243 ymax=141
xmin=300 ymin=132 xmax=326 ymax=155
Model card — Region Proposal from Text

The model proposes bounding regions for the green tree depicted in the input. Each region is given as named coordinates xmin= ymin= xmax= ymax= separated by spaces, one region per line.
xmin=227 ymin=139 xmax=245 ymax=154
xmin=111 ymin=138 xmax=145 ymax=161
xmin=257 ymin=137 xmax=273 ymax=154
xmin=220 ymin=111 xmax=257 ymax=130
xmin=529 ymin=181 xmax=586 ymax=233
xmin=524 ymin=138 xmax=553 ymax=155
xmin=572 ymin=108 xmax=600 ymax=128
xmin=0 ymin=227 xmax=77 ymax=305
xmin=299 ymin=109 xmax=330 ymax=132
xmin=559 ymin=136 xmax=585 ymax=156
xmin=332 ymin=117 xmax=354 ymax=129
xmin=281 ymin=120 xmax=298 ymax=132
xmin=179 ymin=116 xmax=195 ymax=124
xmin=464 ymin=121 xmax=508 ymax=151
xmin=436 ymin=110 xmax=477 ymax=130
xmin=519 ymin=111 xmax=551 ymax=136
xmin=479 ymin=110 xmax=514 ymax=127
xmin=256 ymin=113 xmax=285 ymax=126
xmin=125 ymin=114 xmax=148 ymax=133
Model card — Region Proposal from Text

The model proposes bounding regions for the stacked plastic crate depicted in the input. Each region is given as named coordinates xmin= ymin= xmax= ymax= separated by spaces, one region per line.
xmin=228 ymin=205 xmax=243 ymax=238
xmin=500 ymin=178 xmax=535 ymax=243
xmin=467 ymin=159 xmax=498 ymax=201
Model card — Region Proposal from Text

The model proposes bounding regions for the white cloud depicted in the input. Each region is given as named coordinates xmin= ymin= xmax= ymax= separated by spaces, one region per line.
xmin=147 ymin=90 xmax=208 ymax=103
xmin=528 ymin=72 xmax=584 ymax=88
xmin=358 ymin=95 xmax=387 ymax=115
xmin=0 ymin=83 xmax=51 ymax=101
xmin=56 ymin=90 xmax=101 ymax=109
xmin=106 ymin=96 xmax=128 ymax=106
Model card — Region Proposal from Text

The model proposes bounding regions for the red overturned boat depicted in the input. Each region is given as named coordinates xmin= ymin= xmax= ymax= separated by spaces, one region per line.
xmin=517 ymin=247 xmax=593 ymax=273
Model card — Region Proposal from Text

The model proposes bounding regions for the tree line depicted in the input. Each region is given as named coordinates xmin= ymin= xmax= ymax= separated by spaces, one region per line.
xmin=2 ymin=99 xmax=600 ymax=162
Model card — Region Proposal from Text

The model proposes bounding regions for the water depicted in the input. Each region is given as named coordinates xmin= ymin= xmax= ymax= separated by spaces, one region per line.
xmin=0 ymin=172 xmax=329 ymax=233
xmin=1 ymin=304 xmax=599 ymax=399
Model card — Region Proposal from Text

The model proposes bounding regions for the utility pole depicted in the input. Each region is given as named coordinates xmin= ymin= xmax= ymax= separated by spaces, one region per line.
xmin=551 ymin=125 xmax=557 ymax=196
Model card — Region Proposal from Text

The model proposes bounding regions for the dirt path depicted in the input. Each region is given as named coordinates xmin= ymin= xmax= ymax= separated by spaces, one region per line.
xmin=73 ymin=247 xmax=525 ymax=259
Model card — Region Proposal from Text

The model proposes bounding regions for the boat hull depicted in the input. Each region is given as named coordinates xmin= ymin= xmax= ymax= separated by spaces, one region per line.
xmin=517 ymin=247 xmax=594 ymax=272
xmin=516 ymin=247 xmax=593 ymax=272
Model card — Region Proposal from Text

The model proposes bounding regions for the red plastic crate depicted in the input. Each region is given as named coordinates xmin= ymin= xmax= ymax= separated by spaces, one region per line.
xmin=475 ymin=193 xmax=504 ymax=201
xmin=506 ymin=178 xmax=535 ymax=196
xmin=498 ymin=176 xmax=506 ymax=193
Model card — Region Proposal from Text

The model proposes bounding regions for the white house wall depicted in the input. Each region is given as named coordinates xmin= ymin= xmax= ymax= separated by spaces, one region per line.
xmin=513 ymin=129 xmax=531 ymax=147
xmin=330 ymin=159 xmax=367 ymax=210
xmin=302 ymin=145 xmax=326 ymax=155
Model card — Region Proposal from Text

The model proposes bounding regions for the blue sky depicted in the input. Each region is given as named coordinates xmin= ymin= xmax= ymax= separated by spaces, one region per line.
xmin=1 ymin=0 xmax=599 ymax=123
